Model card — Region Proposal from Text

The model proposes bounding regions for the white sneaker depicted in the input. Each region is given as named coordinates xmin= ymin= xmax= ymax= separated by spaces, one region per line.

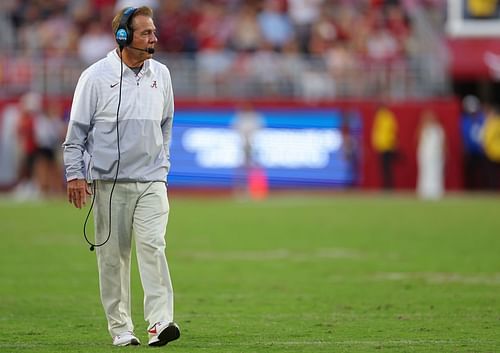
xmin=112 ymin=331 xmax=141 ymax=346
xmin=148 ymin=321 xmax=180 ymax=346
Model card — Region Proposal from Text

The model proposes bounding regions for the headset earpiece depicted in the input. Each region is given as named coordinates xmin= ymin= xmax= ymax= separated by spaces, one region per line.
xmin=116 ymin=7 xmax=137 ymax=49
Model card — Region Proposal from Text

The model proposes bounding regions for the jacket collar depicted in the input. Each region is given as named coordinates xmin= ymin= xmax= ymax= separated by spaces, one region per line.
xmin=107 ymin=49 xmax=151 ymax=76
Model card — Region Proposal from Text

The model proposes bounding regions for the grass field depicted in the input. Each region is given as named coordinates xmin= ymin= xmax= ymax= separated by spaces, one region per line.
xmin=0 ymin=193 xmax=499 ymax=352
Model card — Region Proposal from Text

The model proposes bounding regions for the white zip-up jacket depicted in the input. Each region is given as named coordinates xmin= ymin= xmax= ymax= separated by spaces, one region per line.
xmin=63 ymin=49 xmax=174 ymax=182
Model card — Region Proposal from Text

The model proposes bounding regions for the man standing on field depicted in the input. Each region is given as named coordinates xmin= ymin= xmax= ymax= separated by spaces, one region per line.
xmin=62 ymin=6 xmax=180 ymax=347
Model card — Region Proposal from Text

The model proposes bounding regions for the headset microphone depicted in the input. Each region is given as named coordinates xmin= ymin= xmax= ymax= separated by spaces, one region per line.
xmin=130 ymin=46 xmax=155 ymax=54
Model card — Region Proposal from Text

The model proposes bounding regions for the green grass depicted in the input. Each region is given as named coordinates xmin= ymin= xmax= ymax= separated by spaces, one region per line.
xmin=0 ymin=193 xmax=499 ymax=352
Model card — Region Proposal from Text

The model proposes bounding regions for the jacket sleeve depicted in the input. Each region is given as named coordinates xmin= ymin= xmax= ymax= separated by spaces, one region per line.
xmin=161 ymin=67 xmax=174 ymax=163
xmin=62 ymin=69 xmax=97 ymax=181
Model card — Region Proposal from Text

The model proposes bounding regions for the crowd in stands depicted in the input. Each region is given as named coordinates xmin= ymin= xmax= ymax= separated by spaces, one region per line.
xmin=0 ymin=1 xmax=450 ymax=99
xmin=2 ymin=0 xmax=446 ymax=59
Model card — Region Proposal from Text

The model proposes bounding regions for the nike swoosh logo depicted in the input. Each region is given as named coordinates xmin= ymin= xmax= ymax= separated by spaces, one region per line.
xmin=110 ymin=82 xmax=119 ymax=88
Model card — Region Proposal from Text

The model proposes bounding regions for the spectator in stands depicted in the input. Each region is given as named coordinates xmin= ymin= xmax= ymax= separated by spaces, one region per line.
xmin=416 ymin=109 xmax=446 ymax=200
xmin=287 ymin=0 xmax=324 ymax=53
xmin=386 ymin=3 xmax=411 ymax=51
xmin=14 ymin=2 xmax=44 ymax=55
xmin=258 ymin=0 xmax=295 ymax=52
xmin=0 ymin=1 xmax=16 ymax=52
xmin=227 ymin=2 xmax=262 ymax=52
xmin=365 ymin=9 xmax=403 ymax=62
xmin=330 ymin=3 xmax=355 ymax=44
xmin=38 ymin=4 xmax=79 ymax=57
xmin=364 ymin=8 xmax=401 ymax=95
xmin=371 ymin=102 xmax=398 ymax=190
xmin=308 ymin=4 xmax=338 ymax=55
xmin=195 ymin=2 xmax=231 ymax=52
xmin=195 ymin=2 xmax=235 ymax=97
xmin=156 ymin=0 xmax=199 ymax=53
xmin=78 ymin=18 xmax=115 ymax=65
xmin=460 ymin=95 xmax=487 ymax=190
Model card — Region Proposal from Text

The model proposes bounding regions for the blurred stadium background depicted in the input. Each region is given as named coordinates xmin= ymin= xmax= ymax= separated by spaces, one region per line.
xmin=0 ymin=0 xmax=499 ymax=197
xmin=1 ymin=2 xmax=500 ymax=352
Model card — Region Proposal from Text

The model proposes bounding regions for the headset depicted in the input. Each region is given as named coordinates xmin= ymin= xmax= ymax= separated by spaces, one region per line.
xmin=115 ymin=7 xmax=155 ymax=54
xmin=115 ymin=7 xmax=137 ymax=49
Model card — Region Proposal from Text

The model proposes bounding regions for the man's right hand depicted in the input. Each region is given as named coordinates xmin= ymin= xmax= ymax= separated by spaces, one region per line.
xmin=67 ymin=179 xmax=92 ymax=209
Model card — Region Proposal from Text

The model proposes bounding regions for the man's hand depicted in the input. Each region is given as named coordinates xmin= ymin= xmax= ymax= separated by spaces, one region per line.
xmin=67 ymin=179 xmax=92 ymax=209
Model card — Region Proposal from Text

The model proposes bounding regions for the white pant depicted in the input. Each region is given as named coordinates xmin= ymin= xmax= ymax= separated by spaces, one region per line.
xmin=93 ymin=181 xmax=174 ymax=337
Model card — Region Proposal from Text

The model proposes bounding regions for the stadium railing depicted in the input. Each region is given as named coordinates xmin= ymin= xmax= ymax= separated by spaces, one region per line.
xmin=0 ymin=52 xmax=451 ymax=100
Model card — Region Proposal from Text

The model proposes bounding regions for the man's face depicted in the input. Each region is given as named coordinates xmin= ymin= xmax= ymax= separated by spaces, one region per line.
xmin=130 ymin=15 xmax=157 ymax=59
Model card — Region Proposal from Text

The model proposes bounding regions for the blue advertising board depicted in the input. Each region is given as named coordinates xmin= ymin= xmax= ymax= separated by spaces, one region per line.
xmin=168 ymin=108 xmax=362 ymax=188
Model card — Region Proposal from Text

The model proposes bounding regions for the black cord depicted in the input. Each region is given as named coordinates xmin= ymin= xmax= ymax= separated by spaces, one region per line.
xmin=83 ymin=48 xmax=123 ymax=251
